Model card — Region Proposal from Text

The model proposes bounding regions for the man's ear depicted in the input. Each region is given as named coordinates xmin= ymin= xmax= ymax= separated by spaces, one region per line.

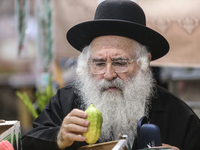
xmin=148 ymin=53 xmax=152 ymax=61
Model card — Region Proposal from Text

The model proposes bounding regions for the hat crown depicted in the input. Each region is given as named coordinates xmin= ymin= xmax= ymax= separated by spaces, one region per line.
xmin=67 ymin=0 xmax=169 ymax=60
xmin=94 ymin=0 xmax=146 ymax=26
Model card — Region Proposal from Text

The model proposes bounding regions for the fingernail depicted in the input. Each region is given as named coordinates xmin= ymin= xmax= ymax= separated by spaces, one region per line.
xmin=83 ymin=112 xmax=87 ymax=118
xmin=84 ymin=127 xmax=88 ymax=132
xmin=82 ymin=135 xmax=86 ymax=140
xmin=85 ymin=121 xmax=89 ymax=126
xmin=78 ymin=135 xmax=86 ymax=140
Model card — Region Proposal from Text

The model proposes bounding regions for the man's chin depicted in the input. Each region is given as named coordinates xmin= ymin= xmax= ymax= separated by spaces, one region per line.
xmin=102 ymin=89 xmax=122 ymax=95
xmin=104 ymin=88 xmax=122 ymax=92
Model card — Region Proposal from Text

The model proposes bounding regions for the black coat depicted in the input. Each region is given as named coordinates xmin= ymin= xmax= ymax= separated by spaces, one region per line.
xmin=22 ymin=83 xmax=200 ymax=150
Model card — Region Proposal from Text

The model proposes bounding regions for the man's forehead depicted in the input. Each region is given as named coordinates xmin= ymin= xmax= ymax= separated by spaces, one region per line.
xmin=90 ymin=35 xmax=138 ymax=54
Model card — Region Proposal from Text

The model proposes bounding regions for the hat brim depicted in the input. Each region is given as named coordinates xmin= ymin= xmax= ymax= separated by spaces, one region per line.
xmin=67 ymin=20 xmax=169 ymax=61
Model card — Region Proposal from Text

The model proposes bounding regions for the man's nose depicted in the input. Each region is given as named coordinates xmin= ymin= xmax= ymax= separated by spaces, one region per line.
xmin=103 ymin=64 xmax=117 ymax=80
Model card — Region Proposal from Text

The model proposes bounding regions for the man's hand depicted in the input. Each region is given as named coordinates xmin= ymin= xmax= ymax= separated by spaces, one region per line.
xmin=57 ymin=109 xmax=89 ymax=149
xmin=155 ymin=143 xmax=180 ymax=150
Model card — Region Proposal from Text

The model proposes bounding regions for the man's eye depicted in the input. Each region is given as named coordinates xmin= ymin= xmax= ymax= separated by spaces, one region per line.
xmin=95 ymin=62 xmax=106 ymax=66
xmin=113 ymin=61 xmax=126 ymax=66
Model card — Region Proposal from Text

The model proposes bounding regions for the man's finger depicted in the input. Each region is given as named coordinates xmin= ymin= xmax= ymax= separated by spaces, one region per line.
xmin=65 ymin=124 xmax=88 ymax=133
xmin=69 ymin=109 xmax=87 ymax=118
xmin=61 ymin=132 xmax=86 ymax=142
xmin=65 ymin=116 xmax=89 ymax=127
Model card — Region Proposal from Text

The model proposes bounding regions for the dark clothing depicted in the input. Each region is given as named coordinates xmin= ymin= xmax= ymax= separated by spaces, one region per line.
xmin=22 ymin=83 xmax=200 ymax=150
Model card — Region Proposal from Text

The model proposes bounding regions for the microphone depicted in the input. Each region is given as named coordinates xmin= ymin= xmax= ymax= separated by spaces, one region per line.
xmin=137 ymin=116 xmax=162 ymax=149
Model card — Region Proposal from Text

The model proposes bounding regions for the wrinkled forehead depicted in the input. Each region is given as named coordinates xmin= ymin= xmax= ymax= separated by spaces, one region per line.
xmin=90 ymin=35 xmax=139 ymax=56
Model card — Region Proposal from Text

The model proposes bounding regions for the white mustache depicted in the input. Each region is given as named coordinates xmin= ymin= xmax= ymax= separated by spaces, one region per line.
xmin=98 ymin=78 xmax=125 ymax=92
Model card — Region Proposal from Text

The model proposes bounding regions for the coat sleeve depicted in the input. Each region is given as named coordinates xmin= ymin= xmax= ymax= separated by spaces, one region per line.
xmin=21 ymin=85 xmax=86 ymax=150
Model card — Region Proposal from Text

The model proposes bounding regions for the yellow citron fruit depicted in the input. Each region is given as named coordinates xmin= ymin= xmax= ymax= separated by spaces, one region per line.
xmin=83 ymin=103 xmax=103 ymax=146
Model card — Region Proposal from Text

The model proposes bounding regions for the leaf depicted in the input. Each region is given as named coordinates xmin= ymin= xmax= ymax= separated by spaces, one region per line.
xmin=16 ymin=91 xmax=38 ymax=119
xmin=16 ymin=76 xmax=56 ymax=119
xmin=35 ymin=77 xmax=55 ymax=112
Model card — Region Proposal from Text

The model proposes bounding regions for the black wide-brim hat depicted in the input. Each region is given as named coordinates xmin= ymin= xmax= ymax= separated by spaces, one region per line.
xmin=67 ymin=0 xmax=169 ymax=61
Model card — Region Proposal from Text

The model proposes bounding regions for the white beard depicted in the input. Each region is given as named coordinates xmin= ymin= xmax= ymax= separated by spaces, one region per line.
xmin=75 ymin=69 xmax=155 ymax=144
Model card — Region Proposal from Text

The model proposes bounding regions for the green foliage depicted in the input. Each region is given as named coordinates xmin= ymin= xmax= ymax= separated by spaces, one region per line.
xmin=16 ymin=91 xmax=38 ymax=119
xmin=35 ymin=81 xmax=54 ymax=112
xmin=16 ymin=79 xmax=55 ymax=119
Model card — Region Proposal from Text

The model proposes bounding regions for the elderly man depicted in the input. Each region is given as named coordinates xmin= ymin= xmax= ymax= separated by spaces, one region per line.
xmin=22 ymin=0 xmax=200 ymax=150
